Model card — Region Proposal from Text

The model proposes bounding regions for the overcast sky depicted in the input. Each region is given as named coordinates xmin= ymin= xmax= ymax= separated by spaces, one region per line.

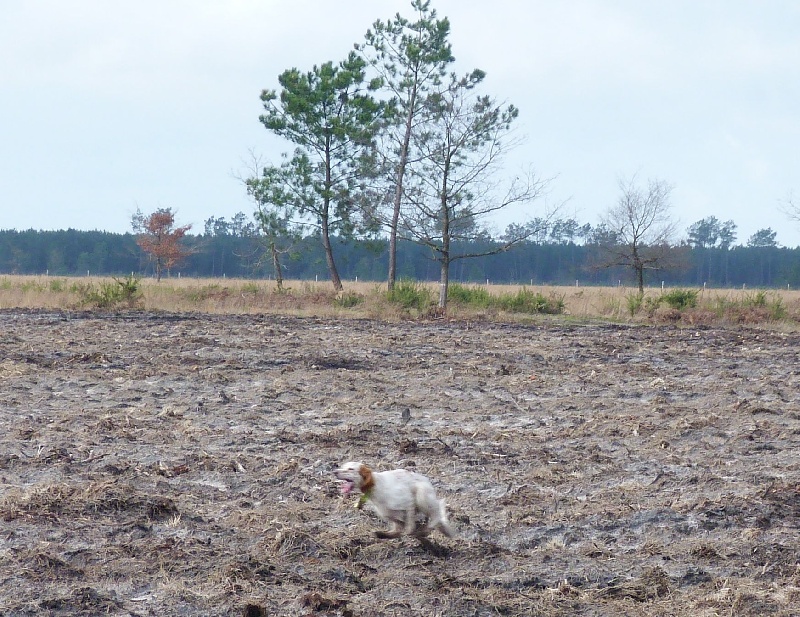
xmin=2 ymin=1 xmax=799 ymax=247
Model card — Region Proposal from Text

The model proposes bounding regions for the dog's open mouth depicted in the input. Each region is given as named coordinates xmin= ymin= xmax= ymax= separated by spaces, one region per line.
xmin=339 ymin=479 xmax=355 ymax=495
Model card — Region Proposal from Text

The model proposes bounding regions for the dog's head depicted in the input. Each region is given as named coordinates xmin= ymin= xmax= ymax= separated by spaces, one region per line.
xmin=335 ymin=461 xmax=374 ymax=495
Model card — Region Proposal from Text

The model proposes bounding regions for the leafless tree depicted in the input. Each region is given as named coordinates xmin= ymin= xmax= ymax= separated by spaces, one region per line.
xmin=400 ymin=70 xmax=553 ymax=309
xmin=781 ymin=191 xmax=800 ymax=226
xmin=597 ymin=176 xmax=680 ymax=293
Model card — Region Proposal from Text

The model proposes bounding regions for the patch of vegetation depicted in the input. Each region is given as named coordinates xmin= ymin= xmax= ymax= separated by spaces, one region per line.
xmin=660 ymin=289 xmax=699 ymax=310
xmin=77 ymin=275 xmax=142 ymax=309
xmin=626 ymin=292 xmax=644 ymax=317
xmin=386 ymin=279 xmax=433 ymax=311
xmin=272 ymin=284 xmax=293 ymax=295
xmin=447 ymin=283 xmax=492 ymax=307
xmin=744 ymin=290 xmax=766 ymax=307
xmin=20 ymin=279 xmax=46 ymax=293
xmin=744 ymin=291 xmax=786 ymax=318
xmin=495 ymin=288 xmax=565 ymax=314
xmin=713 ymin=290 xmax=788 ymax=322
xmin=48 ymin=279 xmax=67 ymax=293
xmin=180 ymin=284 xmax=228 ymax=302
xmin=630 ymin=289 xmax=698 ymax=317
xmin=334 ymin=291 xmax=364 ymax=309
xmin=240 ymin=282 xmax=262 ymax=295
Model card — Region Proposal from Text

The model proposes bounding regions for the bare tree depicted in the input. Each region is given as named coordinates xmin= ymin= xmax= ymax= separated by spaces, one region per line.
xmin=781 ymin=191 xmax=800 ymax=226
xmin=598 ymin=176 xmax=680 ymax=293
xmin=131 ymin=207 xmax=192 ymax=281
xmin=401 ymin=70 xmax=552 ymax=309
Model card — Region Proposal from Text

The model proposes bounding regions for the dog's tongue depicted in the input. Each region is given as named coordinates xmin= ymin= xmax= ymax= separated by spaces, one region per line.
xmin=340 ymin=480 xmax=354 ymax=495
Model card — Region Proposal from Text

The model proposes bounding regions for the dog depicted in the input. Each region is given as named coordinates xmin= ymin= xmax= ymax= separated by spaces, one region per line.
xmin=335 ymin=461 xmax=454 ymax=539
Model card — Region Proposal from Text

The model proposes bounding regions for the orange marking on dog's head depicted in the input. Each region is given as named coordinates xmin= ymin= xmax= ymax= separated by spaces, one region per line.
xmin=359 ymin=464 xmax=375 ymax=495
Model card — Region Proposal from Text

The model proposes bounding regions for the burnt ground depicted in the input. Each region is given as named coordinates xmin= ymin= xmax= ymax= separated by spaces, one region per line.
xmin=0 ymin=310 xmax=798 ymax=616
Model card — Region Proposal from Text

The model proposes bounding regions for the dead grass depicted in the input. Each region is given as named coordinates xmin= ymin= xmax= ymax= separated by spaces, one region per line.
xmin=1 ymin=275 xmax=800 ymax=328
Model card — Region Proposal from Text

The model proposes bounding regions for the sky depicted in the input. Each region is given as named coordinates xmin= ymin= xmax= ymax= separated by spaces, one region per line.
xmin=2 ymin=0 xmax=799 ymax=247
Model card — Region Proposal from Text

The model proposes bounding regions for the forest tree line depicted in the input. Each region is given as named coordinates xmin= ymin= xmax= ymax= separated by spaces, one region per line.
xmin=1 ymin=222 xmax=799 ymax=289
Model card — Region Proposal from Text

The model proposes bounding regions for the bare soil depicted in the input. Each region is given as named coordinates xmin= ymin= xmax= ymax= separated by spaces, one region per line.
xmin=1 ymin=309 xmax=799 ymax=616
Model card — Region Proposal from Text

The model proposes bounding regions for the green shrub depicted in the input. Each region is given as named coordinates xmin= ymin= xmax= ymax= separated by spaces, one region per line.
xmin=660 ymin=289 xmax=698 ymax=310
xmin=334 ymin=291 xmax=364 ymax=308
xmin=767 ymin=295 xmax=787 ymax=320
xmin=744 ymin=290 xmax=768 ymax=308
xmin=78 ymin=275 xmax=142 ymax=309
xmin=386 ymin=279 xmax=433 ymax=311
xmin=743 ymin=291 xmax=786 ymax=319
xmin=241 ymin=282 xmax=261 ymax=295
xmin=638 ymin=289 xmax=698 ymax=316
xmin=182 ymin=284 xmax=224 ymax=302
xmin=643 ymin=295 xmax=662 ymax=314
xmin=21 ymin=280 xmax=45 ymax=293
xmin=626 ymin=292 xmax=645 ymax=316
xmin=48 ymin=279 xmax=66 ymax=293
xmin=708 ymin=291 xmax=785 ymax=321
xmin=448 ymin=283 xmax=492 ymax=307
xmin=495 ymin=288 xmax=565 ymax=315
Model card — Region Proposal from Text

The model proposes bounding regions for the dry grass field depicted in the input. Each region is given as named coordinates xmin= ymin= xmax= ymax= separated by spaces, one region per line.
xmin=0 ymin=276 xmax=799 ymax=615
xmin=2 ymin=275 xmax=800 ymax=326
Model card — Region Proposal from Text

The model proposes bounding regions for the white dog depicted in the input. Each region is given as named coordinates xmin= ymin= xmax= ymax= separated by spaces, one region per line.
xmin=335 ymin=461 xmax=454 ymax=539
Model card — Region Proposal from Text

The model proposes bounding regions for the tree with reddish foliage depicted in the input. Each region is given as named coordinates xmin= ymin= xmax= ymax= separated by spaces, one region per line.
xmin=131 ymin=207 xmax=192 ymax=281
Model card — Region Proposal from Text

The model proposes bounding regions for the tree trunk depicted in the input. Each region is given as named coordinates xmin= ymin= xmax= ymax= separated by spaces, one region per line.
xmin=438 ymin=255 xmax=449 ymax=310
xmin=270 ymin=240 xmax=284 ymax=291
xmin=438 ymin=186 xmax=450 ymax=310
xmin=387 ymin=86 xmax=417 ymax=292
xmin=631 ymin=243 xmax=644 ymax=293
xmin=322 ymin=141 xmax=343 ymax=291
xmin=321 ymin=213 xmax=343 ymax=291
xmin=388 ymin=219 xmax=398 ymax=291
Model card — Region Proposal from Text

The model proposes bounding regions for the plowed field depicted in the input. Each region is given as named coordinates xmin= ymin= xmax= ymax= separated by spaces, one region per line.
xmin=1 ymin=310 xmax=798 ymax=616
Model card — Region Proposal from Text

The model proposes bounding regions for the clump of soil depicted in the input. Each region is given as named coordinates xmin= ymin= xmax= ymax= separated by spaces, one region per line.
xmin=0 ymin=310 xmax=798 ymax=616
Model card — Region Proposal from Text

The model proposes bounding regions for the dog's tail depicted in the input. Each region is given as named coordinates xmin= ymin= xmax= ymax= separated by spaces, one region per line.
xmin=437 ymin=499 xmax=456 ymax=538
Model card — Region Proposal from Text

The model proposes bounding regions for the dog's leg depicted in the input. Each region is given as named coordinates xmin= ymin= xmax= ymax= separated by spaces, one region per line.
xmin=433 ymin=499 xmax=455 ymax=538
xmin=434 ymin=520 xmax=455 ymax=538
xmin=376 ymin=522 xmax=402 ymax=539
xmin=402 ymin=507 xmax=418 ymax=536
xmin=425 ymin=498 xmax=454 ymax=538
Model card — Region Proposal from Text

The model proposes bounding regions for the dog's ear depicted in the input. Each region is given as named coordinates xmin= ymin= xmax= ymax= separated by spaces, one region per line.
xmin=359 ymin=464 xmax=375 ymax=493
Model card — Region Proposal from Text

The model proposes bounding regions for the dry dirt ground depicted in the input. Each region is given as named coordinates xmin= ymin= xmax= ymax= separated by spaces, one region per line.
xmin=1 ymin=310 xmax=799 ymax=616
